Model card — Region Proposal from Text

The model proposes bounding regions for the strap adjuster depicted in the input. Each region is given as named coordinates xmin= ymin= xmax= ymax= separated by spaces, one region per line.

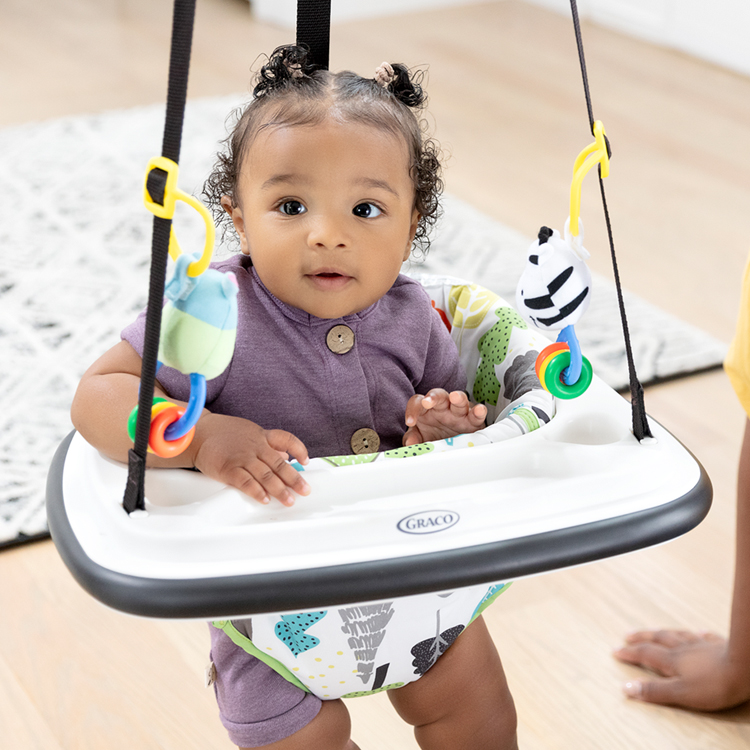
xmin=143 ymin=156 xmax=215 ymax=277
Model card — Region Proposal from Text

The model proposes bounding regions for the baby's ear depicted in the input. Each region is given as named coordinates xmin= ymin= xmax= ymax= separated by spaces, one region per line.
xmin=221 ymin=196 xmax=249 ymax=254
xmin=220 ymin=195 xmax=236 ymax=217
xmin=405 ymin=210 xmax=421 ymax=258
xmin=410 ymin=209 xmax=420 ymax=239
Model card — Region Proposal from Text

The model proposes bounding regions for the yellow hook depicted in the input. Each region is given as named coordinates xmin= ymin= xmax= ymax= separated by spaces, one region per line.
xmin=143 ymin=156 xmax=215 ymax=277
xmin=569 ymin=120 xmax=610 ymax=237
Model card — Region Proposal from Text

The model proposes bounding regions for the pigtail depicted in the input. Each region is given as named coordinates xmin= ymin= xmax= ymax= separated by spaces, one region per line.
xmin=372 ymin=61 xmax=438 ymax=254
xmin=254 ymin=44 xmax=319 ymax=97
xmin=374 ymin=62 xmax=426 ymax=109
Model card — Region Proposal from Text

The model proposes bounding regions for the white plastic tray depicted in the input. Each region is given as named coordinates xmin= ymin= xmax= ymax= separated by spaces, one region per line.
xmin=47 ymin=376 xmax=711 ymax=618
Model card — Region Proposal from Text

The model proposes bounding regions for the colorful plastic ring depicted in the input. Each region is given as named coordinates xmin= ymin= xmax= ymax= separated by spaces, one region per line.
xmin=538 ymin=352 xmax=561 ymax=389
xmin=148 ymin=405 xmax=196 ymax=458
xmin=164 ymin=372 xmax=206 ymax=441
xmin=535 ymin=343 xmax=569 ymax=381
xmin=543 ymin=351 xmax=593 ymax=399
xmin=537 ymin=346 xmax=569 ymax=390
xmin=127 ymin=397 xmax=170 ymax=443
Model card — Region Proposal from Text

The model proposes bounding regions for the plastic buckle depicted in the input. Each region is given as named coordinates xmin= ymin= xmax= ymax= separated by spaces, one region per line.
xmin=144 ymin=156 xmax=180 ymax=219
xmin=142 ymin=156 xmax=216 ymax=277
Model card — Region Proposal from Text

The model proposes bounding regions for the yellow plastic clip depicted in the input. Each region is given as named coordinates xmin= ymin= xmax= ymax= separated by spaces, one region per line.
xmin=143 ymin=156 xmax=215 ymax=277
xmin=569 ymin=120 xmax=610 ymax=237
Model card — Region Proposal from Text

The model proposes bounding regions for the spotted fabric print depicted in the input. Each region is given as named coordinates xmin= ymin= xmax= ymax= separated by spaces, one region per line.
xmin=473 ymin=307 xmax=529 ymax=406
xmin=275 ymin=612 xmax=327 ymax=657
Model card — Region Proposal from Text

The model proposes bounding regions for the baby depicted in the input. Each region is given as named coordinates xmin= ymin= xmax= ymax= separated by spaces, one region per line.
xmin=72 ymin=45 xmax=518 ymax=750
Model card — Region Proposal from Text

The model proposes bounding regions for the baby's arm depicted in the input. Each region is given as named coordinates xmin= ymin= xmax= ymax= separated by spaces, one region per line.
xmin=613 ymin=417 xmax=750 ymax=710
xmin=403 ymin=389 xmax=487 ymax=447
xmin=71 ymin=340 xmax=310 ymax=506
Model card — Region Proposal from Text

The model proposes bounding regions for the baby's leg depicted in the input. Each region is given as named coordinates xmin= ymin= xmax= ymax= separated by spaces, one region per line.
xmin=211 ymin=626 xmax=357 ymax=750
xmin=388 ymin=616 xmax=518 ymax=750
xmin=238 ymin=701 xmax=358 ymax=750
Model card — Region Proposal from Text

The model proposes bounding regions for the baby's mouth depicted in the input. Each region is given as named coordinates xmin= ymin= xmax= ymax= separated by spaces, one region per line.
xmin=307 ymin=271 xmax=352 ymax=290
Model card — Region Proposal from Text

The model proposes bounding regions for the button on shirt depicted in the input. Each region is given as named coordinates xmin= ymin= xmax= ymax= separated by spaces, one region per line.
xmin=350 ymin=427 xmax=380 ymax=454
xmin=326 ymin=325 xmax=355 ymax=355
xmin=122 ymin=255 xmax=466 ymax=458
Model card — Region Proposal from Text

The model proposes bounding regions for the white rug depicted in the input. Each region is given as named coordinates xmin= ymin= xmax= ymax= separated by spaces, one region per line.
xmin=0 ymin=95 xmax=727 ymax=548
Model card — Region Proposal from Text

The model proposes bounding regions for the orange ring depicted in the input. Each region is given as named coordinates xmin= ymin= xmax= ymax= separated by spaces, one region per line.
xmin=536 ymin=342 xmax=569 ymax=381
xmin=146 ymin=401 xmax=177 ymax=455
xmin=146 ymin=402 xmax=181 ymax=455
xmin=148 ymin=405 xmax=196 ymax=458
xmin=128 ymin=399 xmax=175 ymax=448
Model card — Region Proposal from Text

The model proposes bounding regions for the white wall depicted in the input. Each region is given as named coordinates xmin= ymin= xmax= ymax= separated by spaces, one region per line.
xmin=524 ymin=0 xmax=750 ymax=77
xmin=251 ymin=0 xmax=486 ymax=27
xmin=252 ymin=0 xmax=750 ymax=78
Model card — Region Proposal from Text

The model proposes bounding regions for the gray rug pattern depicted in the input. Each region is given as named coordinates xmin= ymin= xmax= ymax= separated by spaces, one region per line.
xmin=0 ymin=96 xmax=727 ymax=548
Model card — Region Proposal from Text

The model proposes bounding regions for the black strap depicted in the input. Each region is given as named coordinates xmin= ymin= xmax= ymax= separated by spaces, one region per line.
xmin=569 ymin=0 xmax=652 ymax=441
xmin=296 ymin=0 xmax=331 ymax=70
xmin=123 ymin=0 xmax=197 ymax=513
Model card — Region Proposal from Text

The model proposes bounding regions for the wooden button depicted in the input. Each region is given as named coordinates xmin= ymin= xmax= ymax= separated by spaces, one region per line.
xmin=350 ymin=428 xmax=380 ymax=455
xmin=326 ymin=325 xmax=355 ymax=354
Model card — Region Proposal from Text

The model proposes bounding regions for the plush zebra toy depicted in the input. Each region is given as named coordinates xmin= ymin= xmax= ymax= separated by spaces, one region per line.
xmin=516 ymin=223 xmax=593 ymax=398
xmin=516 ymin=224 xmax=591 ymax=331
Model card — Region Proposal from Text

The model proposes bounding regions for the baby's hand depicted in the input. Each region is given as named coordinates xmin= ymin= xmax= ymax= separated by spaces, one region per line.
xmin=403 ymin=389 xmax=487 ymax=447
xmin=613 ymin=629 xmax=750 ymax=711
xmin=192 ymin=413 xmax=310 ymax=507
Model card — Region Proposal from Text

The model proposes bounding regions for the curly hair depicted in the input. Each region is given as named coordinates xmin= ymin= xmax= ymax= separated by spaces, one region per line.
xmin=203 ymin=44 xmax=443 ymax=256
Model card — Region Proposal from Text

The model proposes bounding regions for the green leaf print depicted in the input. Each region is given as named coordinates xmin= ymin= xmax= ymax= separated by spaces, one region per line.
xmin=342 ymin=682 xmax=405 ymax=698
xmin=383 ymin=443 xmax=435 ymax=459
xmin=321 ymin=453 xmax=380 ymax=467
xmin=473 ymin=307 xmax=528 ymax=406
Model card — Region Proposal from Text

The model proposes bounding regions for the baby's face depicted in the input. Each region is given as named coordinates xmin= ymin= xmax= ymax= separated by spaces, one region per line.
xmin=223 ymin=118 xmax=419 ymax=319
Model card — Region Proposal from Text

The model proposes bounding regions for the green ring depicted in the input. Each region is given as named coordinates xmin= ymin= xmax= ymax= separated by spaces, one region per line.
xmin=127 ymin=397 xmax=169 ymax=442
xmin=543 ymin=351 xmax=593 ymax=400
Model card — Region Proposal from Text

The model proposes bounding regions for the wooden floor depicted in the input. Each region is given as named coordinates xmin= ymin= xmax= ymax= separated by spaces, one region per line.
xmin=3 ymin=0 xmax=750 ymax=747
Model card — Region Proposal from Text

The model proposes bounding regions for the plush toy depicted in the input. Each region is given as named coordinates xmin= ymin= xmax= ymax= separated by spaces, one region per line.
xmin=159 ymin=252 xmax=238 ymax=380
xmin=516 ymin=224 xmax=591 ymax=332
xmin=128 ymin=252 xmax=238 ymax=456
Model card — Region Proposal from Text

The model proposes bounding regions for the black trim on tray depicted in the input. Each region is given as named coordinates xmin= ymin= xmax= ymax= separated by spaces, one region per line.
xmin=46 ymin=431 xmax=712 ymax=619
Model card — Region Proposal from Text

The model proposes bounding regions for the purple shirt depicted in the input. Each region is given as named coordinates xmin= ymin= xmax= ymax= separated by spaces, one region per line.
xmin=122 ymin=254 xmax=466 ymax=457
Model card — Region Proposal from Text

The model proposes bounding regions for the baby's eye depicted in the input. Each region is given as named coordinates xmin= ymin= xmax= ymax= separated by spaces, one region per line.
xmin=352 ymin=203 xmax=382 ymax=218
xmin=279 ymin=200 xmax=306 ymax=216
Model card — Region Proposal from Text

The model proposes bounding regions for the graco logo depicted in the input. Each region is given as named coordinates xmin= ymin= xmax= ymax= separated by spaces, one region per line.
xmin=397 ymin=511 xmax=460 ymax=535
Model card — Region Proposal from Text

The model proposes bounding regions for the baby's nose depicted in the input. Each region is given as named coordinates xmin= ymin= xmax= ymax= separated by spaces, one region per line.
xmin=307 ymin=216 xmax=348 ymax=249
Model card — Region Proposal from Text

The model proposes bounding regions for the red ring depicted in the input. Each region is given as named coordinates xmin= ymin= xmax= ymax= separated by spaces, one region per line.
xmin=535 ymin=342 xmax=569 ymax=381
xmin=149 ymin=405 xmax=195 ymax=458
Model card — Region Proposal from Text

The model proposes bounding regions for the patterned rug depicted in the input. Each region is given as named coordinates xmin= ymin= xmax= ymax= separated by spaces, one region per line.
xmin=0 ymin=95 xmax=727 ymax=549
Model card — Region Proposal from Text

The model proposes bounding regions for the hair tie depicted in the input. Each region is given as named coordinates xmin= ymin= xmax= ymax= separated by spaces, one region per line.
xmin=374 ymin=62 xmax=396 ymax=88
xmin=285 ymin=61 xmax=304 ymax=80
